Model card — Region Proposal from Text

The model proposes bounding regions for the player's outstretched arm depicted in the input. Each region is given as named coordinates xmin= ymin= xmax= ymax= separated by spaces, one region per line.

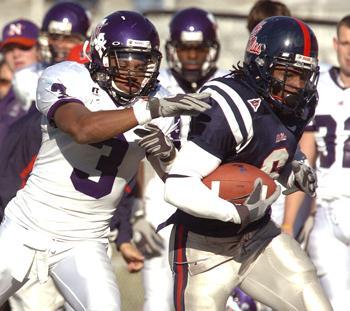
xmin=54 ymin=102 xmax=140 ymax=144
xmin=54 ymin=93 xmax=210 ymax=144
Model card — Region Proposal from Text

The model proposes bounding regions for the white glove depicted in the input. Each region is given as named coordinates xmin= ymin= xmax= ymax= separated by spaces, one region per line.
xmin=236 ymin=178 xmax=281 ymax=228
xmin=283 ymin=160 xmax=317 ymax=197
xmin=134 ymin=124 xmax=176 ymax=161
xmin=133 ymin=217 xmax=164 ymax=258
xmin=148 ymin=93 xmax=211 ymax=118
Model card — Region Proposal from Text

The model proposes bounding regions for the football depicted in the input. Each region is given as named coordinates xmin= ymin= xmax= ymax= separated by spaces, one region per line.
xmin=202 ymin=162 xmax=277 ymax=204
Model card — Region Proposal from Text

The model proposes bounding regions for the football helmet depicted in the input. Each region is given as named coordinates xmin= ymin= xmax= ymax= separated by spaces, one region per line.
xmin=244 ymin=16 xmax=319 ymax=124
xmin=40 ymin=1 xmax=90 ymax=63
xmin=87 ymin=11 xmax=162 ymax=104
xmin=165 ymin=7 xmax=220 ymax=85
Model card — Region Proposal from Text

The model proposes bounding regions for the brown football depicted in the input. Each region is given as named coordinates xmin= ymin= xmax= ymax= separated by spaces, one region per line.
xmin=202 ymin=162 xmax=277 ymax=204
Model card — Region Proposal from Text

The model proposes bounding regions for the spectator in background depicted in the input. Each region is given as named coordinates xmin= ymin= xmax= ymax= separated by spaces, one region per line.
xmin=246 ymin=0 xmax=291 ymax=32
xmin=1 ymin=19 xmax=40 ymax=72
xmin=0 ymin=19 xmax=40 ymax=145
xmin=284 ymin=15 xmax=350 ymax=311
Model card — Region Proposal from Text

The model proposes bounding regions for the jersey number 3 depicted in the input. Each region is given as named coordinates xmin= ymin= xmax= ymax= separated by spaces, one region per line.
xmin=71 ymin=135 xmax=129 ymax=198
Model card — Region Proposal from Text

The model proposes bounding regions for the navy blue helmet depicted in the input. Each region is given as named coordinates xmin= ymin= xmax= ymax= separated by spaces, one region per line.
xmin=244 ymin=16 xmax=319 ymax=123
xmin=166 ymin=7 xmax=220 ymax=83
xmin=88 ymin=11 xmax=162 ymax=104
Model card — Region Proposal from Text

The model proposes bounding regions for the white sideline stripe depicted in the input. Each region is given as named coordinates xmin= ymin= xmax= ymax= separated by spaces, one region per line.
xmin=205 ymin=81 xmax=253 ymax=151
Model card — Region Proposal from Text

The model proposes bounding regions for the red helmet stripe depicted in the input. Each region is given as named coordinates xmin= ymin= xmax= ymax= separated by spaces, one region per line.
xmin=293 ymin=17 xmax=311 ymax=56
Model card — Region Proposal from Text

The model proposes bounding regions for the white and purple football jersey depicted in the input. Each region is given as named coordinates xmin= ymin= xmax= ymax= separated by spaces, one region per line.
xmin=5 ymin=61 xmax=174 ymax=241
xmin=306 ymin=67 xmax=350 ymax=200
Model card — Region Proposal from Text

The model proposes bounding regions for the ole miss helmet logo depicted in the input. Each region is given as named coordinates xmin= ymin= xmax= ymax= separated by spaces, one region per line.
xmin=246 ymin=21 xmax=266 ymax=55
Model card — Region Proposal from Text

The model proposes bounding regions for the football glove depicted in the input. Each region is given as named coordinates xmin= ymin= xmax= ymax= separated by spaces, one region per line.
xmin=133 ymin=217 xmax=164 ymax=259
xmin=283 ymin=160 xmax=317 ymax=197
xmin=148 ymin=93 xmax=211 ymax=118
xmin=134 ymin=123 xmax=176 ymax=161
xmin=236 ymin=178 xmax=281 ymax=229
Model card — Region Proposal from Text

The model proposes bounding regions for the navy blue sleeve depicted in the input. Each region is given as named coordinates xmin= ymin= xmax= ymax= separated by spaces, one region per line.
xmin=110 ymin=181 xmax=139 ymax=249
xmin=114 ymin=197 xmax=133 ymax=248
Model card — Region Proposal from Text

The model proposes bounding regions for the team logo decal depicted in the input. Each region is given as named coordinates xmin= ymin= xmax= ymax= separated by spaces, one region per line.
xmin=92 ymin=19 xmax=107 ymax=58
xmin=246 ymin=21 xmax=266 ymax=55
xmin=94 ymin=33 xmax=107 ymax=58
xmin=247 ymin=98 xmax=261 ymax=111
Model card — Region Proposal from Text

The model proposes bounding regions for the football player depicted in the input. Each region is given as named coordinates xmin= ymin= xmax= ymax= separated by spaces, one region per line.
xmin=284 ymin=15 xmax=350 ymax=310
xmin=137 ymin=8 xmax=228 ymax=311
xmin=163 ymin=16 xmax=332 ymax=310
xmin=0 ymin=10 xmax=210 ymax=311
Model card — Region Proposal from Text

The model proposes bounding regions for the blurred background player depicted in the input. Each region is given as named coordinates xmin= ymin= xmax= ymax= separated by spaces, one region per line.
xmin=284 ymin=14 xmax=350 ymax=311
xmin=39 ymin=1 xmax=91 ymax=65
xmin=136 ymin=7 xmax=229 ymax=311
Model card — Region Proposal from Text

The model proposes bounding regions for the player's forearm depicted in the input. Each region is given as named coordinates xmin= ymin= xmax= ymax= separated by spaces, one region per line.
xmin=282 ymin=191 xmax=306 ymax=234
xmin=164 ymin=176 xmax=241 ymax=224
xmin=61 ymin=107 xmax=139 ymax=144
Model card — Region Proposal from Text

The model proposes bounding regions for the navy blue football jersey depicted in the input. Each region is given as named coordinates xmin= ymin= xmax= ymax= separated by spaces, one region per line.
xmin=168 ymin=73 xmax=308 ymax=236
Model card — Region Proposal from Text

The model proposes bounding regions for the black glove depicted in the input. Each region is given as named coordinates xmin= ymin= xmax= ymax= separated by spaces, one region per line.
xmin=236 ymin=178 xmax=281 ymax=228
xmin=148 ymin=93 xmax=211 ymax=118
xmin=282 ymin=160 xmax=317 ymax=197
xmin=134 ymin=124 xmax=176 ymax=161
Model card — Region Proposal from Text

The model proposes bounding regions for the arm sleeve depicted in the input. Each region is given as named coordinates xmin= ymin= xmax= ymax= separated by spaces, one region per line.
xmin=164 ymin=141 xmax=241 ymax=224
xmin=111 ymin=191 xmax=134 ymax=248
